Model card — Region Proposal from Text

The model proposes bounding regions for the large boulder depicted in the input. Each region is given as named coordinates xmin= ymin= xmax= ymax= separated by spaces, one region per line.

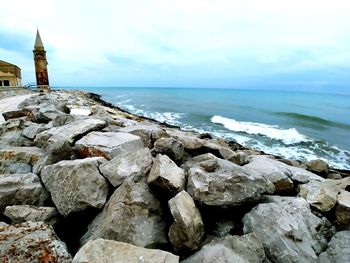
xmin=153 ymin=137 xmax=184 ymax=162
xmin=185 ymin=154 xmax=274 ymax=206
xmin=244 ymin=155 xmax=324 ymax=193
xmin=73 ymin=239 xmax=179 ymax=263
xmin=318 ymin=230 xmax=350 ymax=263
xmin=0 ymin=146 xmax=44 ymax=166
xmin=4 ymin=205 xmax=58 ymax=225
xmin=0 ymin=173 xmax=48 ymax=212
xmin=298 ymin=178 xmax=350 ymax=212
xmin=81 ymin=182 xmax=167 ymax=248
xmin=34 ymin=118 xmax=106 ymax=148
xmin=306 ymin=159 xmax=330 ymax=176
xmin=148 ymin=154 xmax=186 ymax=195
xmin=0 ymin=161 xmax=32 ymax=174
xmin=99 ymin=148 xmax=153 ymax=187
xmin=0 ymin=221 xmax=72 ymax=262
xmin=22 ymin=122 xmax=50 ymax=140
xmin=181 ymin=233 xmax=266 ymax=263
xmin=0 ymin=118 xmax=33 ymax=146
xmin=75 ymin=131 xmax=144 ymax=160
xmin=41 ymin=157 xmax=109 ymax=216
xmin=243 ymin=196 xmax=334 ymax=263
xmin=166 ymin=129 xmax=205 ymax=152
xmin=335 ymin=191 xmax=350 ymax=227
xmin=168 ymin=190 xmax=205 ymax=252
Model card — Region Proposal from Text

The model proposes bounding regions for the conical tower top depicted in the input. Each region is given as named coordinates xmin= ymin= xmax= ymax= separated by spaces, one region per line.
xmin=34 ymin=29 xmax=44 ymax=50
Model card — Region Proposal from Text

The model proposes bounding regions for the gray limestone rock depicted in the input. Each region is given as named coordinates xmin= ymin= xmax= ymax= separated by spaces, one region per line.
xmin=73 ymin=239 xmax=179 ymax=263
xmin=0 ymin=221 xmax=72 ymax=262
xmin=81 ymin=182 xmax=167 ymax=248
xmin=99 ymin=148 xmax=153 ymax=187
xmin=168 ymin=190 xmax=204 ymax=252
xmin=34 ymin=118 xmax=106 ymax=148
xmin=165 ymin=129 xmax=205 ymax=151
xmin=75 ymin=131 xmax=144 ymax=160
xmin=181 ymin=233 xmax=266 ymax=263
xmin=185 ymin=154 xmax=274 ymax=206
xmin=153 ymin=137 xmax=185 ymax=162
xmin=0 ymin=161 xmax=32 ymax=174
xmin=22 ymin=122 xmax=50 ymax=140
xmin=0 ymin=118 xmax=32 ymax=146
xmin=335 ymin=191 xmax=350 ymax=227
xmin=148 ymin=154 xmax=186 ymax=195
xmin=41 ymin=157 xmax=109 ymax=216
xmin=318 ymin=231 xmax=350 ymax=263
xmin=4 ymin=205 xmax=58 ymax=225
xmin=0 ymin=173 xmax=48 ymax=212
xmin=306 ymin=159 xmax=330 ymax=176
xmin=298 ymin=178 xmax=350 ymax=212
xmin=0 ymin=146 xmax=44 ymax=166
xmin=244 ymin=155 xmax=324 ymax=193
xmin=243 ymin=196 xmax=334 ymax=263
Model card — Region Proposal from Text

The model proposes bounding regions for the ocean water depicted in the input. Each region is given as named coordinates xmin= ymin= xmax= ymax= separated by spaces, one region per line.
xmin=64 ymin=87 xmax=350 ymax=170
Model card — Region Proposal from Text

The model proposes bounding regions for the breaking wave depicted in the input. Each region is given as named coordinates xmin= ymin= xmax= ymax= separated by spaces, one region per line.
xmin=211 ymin=115 xmax=309 ymax=145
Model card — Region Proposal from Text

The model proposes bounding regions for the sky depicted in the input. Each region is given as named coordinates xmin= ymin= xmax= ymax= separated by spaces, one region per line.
xmin=1 ymin=0 xmax=350 ymax=94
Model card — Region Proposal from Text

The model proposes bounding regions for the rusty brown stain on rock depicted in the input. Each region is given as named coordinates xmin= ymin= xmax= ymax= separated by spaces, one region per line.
xmin=39 ymin=247 xmax=57 ymax=263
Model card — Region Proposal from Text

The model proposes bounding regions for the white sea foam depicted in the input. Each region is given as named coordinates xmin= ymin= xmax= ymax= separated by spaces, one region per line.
xmin=211 ymin=115 xmax=309 ymax=145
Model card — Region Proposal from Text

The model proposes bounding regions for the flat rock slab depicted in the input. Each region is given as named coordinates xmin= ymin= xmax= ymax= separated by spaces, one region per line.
xmin=0 ymin=221 xmax=72 ymax=262
xmin=4 ymin=205 xmax=58 ymax=225
xmin=73 ymin=238 xmax=179 ymax=263
xmin=75 ymin=131 xmax=144 ymax=160
xmin=0 ymin=94 xmax=33 ymax=124
xmin=0 ymin=173 xmax=48 ymax=212
xmin=41 ymin=157 xmax=109 ymax=216
xmin=0 ymin=146 xmax=44 ymax=165
xmin=319 ymin=230 xmax=350 ymax=263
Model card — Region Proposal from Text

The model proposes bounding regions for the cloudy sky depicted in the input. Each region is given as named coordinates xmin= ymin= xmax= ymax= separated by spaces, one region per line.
xmin=1 ymin=0 xmax=350 ymax=93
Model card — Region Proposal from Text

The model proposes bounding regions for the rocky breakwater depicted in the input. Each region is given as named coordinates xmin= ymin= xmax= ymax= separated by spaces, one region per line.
xmin=0 ymin=89 xmax=349 ymax=263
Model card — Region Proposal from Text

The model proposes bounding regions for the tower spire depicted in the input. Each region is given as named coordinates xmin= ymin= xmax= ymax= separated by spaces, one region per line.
xmin=34 ymin=29 xmax=44 ymax=51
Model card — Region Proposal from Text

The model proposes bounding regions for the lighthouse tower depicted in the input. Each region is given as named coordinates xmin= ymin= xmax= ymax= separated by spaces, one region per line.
xmin=33 ymin=29 xmax=50 ymax=90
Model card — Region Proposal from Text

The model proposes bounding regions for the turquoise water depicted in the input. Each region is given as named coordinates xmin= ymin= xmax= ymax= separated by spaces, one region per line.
xmin=62 ymin=87 xmax=350 ymax=169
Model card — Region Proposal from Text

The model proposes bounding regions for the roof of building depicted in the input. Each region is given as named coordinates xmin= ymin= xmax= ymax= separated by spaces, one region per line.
xmin=34 ymin=29 xmax=44 ymax=50
xmin=0 ymin=60 xmax=22 ymax=78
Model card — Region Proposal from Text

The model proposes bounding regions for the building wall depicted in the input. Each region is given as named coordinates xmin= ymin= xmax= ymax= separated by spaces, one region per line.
xmin=0 ymin=71 xmax=22 ymax=87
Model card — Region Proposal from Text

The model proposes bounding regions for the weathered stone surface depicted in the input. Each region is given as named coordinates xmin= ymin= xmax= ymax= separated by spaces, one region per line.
xmin=153 ymin=137 xmax=184 ymax=162
xmin=81 ymin=182 xmax=167 ymax=248
xmin=0 ymin=161 xmax=32 ymax=174
xmin=245 ymin=155 xmax=324 ymax=192
xmin=148 ymin=154 xmax=186 ymax=195
xmin=99 ymin=148 xmax=153 ymax=187
xmin=0 ymin=221 xmax=72 ymax=262
xmin=0 ymin=118 xmax=33 ymax=146
xmin=75 ymin=131 xmax=144 ymax=160
xmin=119 ymin=122 xmax=166 ymax=148
xmin=306 ymin=159 xmax=330 ymax=176
xmin=22 ymin=122 xmax=50 ymax=139
xmin=182 ymin=233 xmax=266 ymax=263
xmin=41 ymin=157 xmax=108 ymax=216
xmin=0 ymin=173 xmax=48 ymax=212
xmin=335 ymin=191 xmax=350 ymax=227
xmin=73 ymin=239 xmax=179 ymax=263
xmin=0 ymin=146 xmax=44 ymax=166
xmin=34 ymin=118 xmax=106 ymax=148
xmin=185 ymin=154 xmax=274 ymax=206
xmin=298 ymin=178 xmax=350 ymax=212
xmin=166 ymin=129 xmax=204 ymax=151
xmin=243 ymin=196 xmax=334 ymax=263
xmin=168 ymin=190 xmax=204 ymax=252
xmin=4 ymin=205 xmax=58 ymax=225
xmin=319 ymin=230 xmax=350 ymax=263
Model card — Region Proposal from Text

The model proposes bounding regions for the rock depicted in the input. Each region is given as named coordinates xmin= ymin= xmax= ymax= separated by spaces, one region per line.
xmin=0 ymin=146 xmax=44 ymax=166
xmin=168 ymin=190 xmax=204 ymax=252
xmin=34 ymin=118 xmax=106 ymax=148
xmin=119 ymin=122 xmax=166 ymax=148
xmin=0 ymin=173 xmax=48 ymax=212
xmin=243 ymin=196 xmax=334 ymax=263
xmin=73 ymin=239 xmax=179 ymax=263
xmin=2 ymin=108 xmax=34 ymax=121
xmin=185 ymin=154 xmax=274 ymax=206
xmin=0 ymin=118 xmax=33 ymax=146
xmin=298 ymin=178 xmax=350 ymax=212
xmin=99 ymin=148 xmax=153 ymax=187
xmin=22 ymin=122 xmax=49 ymax=140
xmin=181 ymin=233 xmax=266 ymax=263
xmin=41 ymin=157 xmax=109 ymax=216
xmin=166 ymin=129 xmax=204 ymax=151
xmin=306 ymin=159 xmax=330 ymax=176
xmin=148 ymin=154 xmax=186 ymax=195
xmin=153 ymin=137 xmax=185 ymax=162
xmin=327 ymin=172 xmax=342 ymax=180
xmin=81 ymin=182 xmax=167 ymax=248
xmin=0 ymin=161 xmax=32 ymax=174
xmin=0 ymin=221 xmax=72 ymax=262
xmin=70 ymin=107 xmax=92 ymax=116
xmin=75 ymin=131 xmax=144 ymax=160
xmin=4 ymin=205 xmax=58 ymax=225
xmin=318 ymin=230 xmax=350 ymax=263
xmin=244 ymin=155 xmax=324 ymax=193
xmin=335 ymin=191 xmax=350 ymax=227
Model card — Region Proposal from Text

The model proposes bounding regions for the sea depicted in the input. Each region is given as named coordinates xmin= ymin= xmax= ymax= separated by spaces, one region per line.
xmin=63 ymin=87 xmax=350 ymax=170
